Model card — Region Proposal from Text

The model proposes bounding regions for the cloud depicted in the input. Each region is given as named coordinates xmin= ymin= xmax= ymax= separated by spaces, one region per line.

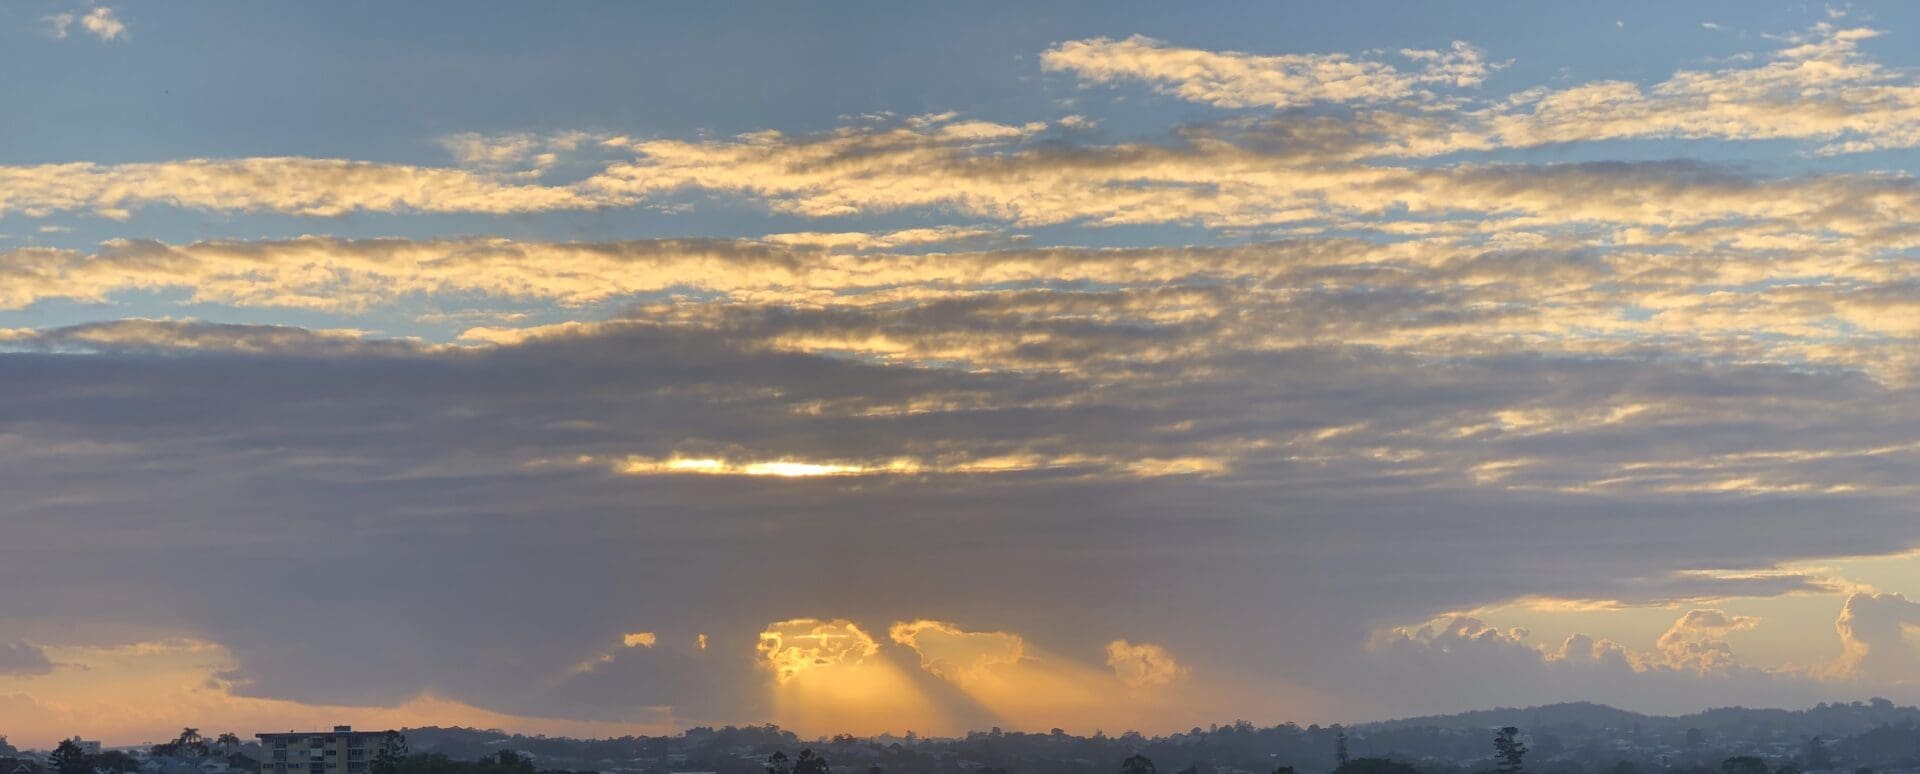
xmin=1831 ymin=592 xmax=1920 ymax=684
xmin=42 ymin=9 xmax=120 ymax=42
xmin=1380 ymin=609 xmax=1769 ymax=679
xmin=1655 ymin=609 xmax=1761 ymax=674
xmin=80 ymin=8 xmax=126 ymax=41
xmin=439 ymin=131 xmax=603 ymax=172
xmin=0 ymin=642 xmax=53 ymax=676
xmin=1105 ymin=640 xmax=1187 ymax=689
xmin=0 ymin=638 xmax=662 ymax=750
xmin=2 ymin=315 xmax=1920 ymax=730
xmin=1478 ymin=24 xmax=1920 ymax=153
xmin=889 ymin=620 xmax=1026 ymax=681
xmin=13 ymin=16 xmax=1920 ymax=736
xmin=0 ymin=319 xmax=427 ymax=357
xmin=1041 ymin=36 xmax=1495 ymax=109
xmin=0 ymin=159 xmax=612 ymax=219
xmin=757 ymin=619 xmax=880 ymax=683
xmin=1369 ymin=612 xmax=1816 ymax=714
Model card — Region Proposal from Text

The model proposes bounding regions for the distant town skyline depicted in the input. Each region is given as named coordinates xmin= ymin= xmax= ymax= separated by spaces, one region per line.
xmin=5 ymin=0 xmax=1920 ymax=751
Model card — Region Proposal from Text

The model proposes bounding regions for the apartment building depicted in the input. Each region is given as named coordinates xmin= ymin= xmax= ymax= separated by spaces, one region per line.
xmin=255 ymin=727 xmax=402 ymax=774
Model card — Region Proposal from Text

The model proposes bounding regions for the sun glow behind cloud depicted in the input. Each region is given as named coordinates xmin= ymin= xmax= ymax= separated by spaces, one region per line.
xmin=600 ymin=453 xmax=1230 ymax=479
xmin=756 ymin=619 xmax=946 ymax=734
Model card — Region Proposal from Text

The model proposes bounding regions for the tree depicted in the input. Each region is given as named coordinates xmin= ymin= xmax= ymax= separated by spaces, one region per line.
xmin=793 ymin=750 xmax=830 ymax=774
xmin=217 ymin=734 xmax=242 ymax=756
xmin=163 ymin=728 xmax=209 ymax=759
xmin=1333 ymin=759 xmax=1421 ymax=774
xmin=1274 ymin=768 xmax=1297 ymax=774
xmin=370 ymin=734 xmax=408 ymax=774
xmin=1335 ymin=729 xmax=1350 ymax=768
xmin=1723 ymin=757 xmax=1770 ymax=774
xmin=1121 ymin=754 xmax=1158 ymax=774
xmin=1804 ymin=737 xmax=1832 ymax=770
xmin=0 ymin=736 xmax=15 ymax=756
xmin=768 ymin=750 xmax=830 ymax=774
xmin=48 ymin=739 xmax=92 ymax=774
xmin=1494 ymin=727 xmax=1528 ymax=774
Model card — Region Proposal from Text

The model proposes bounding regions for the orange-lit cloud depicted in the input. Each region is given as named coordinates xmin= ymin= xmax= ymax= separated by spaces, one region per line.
xmin=757 ymin=619 xmax=943 ymax=736
xmin=0 ymin=638 xmax=667 ymax=749
xmin=1105 ymin=640 xmax=1190 ymax=690
xmin=888 ymin=620 xmax=1026 ymax=681
xmin=756 ymin=619 xmax=881 ymax=683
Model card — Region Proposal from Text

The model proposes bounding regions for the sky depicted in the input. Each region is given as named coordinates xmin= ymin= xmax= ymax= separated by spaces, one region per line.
xmin=6 ymin=0 xmax=1920 ymax=750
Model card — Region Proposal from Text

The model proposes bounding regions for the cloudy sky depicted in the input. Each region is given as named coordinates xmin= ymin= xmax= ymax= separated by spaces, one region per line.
xmin=7 ymin=0 xmax=1920 ymax=749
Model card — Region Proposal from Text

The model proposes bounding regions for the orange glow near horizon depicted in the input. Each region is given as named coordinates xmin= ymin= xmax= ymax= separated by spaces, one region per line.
xmin=758 ymin=618 xmax=948 ymax=735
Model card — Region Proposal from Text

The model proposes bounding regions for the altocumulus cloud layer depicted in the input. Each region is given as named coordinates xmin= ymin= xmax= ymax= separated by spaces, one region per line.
xmin=6 ymin=7 xmax=1920 ymax=747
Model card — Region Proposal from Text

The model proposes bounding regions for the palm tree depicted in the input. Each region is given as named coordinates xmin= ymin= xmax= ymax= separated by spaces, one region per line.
xmin=217 ymin=734 xmax=241 ymax=756
xmin=174 ymin=728 xmax=208 ymax=759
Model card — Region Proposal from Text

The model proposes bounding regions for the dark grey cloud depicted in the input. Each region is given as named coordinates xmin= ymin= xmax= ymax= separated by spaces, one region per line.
xmin=3 ymin=316 xmax=1918 ymax=725
xmin=0 ymin=642 xmax=52 ymax=677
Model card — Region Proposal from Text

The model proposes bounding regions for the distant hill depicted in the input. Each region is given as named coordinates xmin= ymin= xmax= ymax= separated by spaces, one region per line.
xmin=1361 ymin=702 xmax=1651 ymax=732
xmin=1360 ymin=698 xmax=1920 ymax=738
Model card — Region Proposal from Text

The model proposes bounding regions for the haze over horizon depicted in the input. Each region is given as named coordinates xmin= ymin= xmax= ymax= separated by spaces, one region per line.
xmin=6 ymin=1 xmax=1920 ymax=751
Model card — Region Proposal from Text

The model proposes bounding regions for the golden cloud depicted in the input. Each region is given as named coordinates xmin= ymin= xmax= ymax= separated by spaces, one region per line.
xmin=756 ymin=618 xmax=880 ymax=683
xmin=1105 ymin=639 xmax=1189 ymax=690
xmin=888 ymin=620 xmax=1026 ymax=681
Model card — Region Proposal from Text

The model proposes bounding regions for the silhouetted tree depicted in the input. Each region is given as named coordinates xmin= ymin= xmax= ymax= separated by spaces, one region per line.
xmin=768 ymin=750 xmax=830 ymax=774
xmin=1333 ymin=759 xmax=1420 ymax=774
xmin=0 ymin=736 xmax=15 ymax=756
xmin=1121 ymin=754 xmax=1158 ymax=774
xmin=1804 ymin=737 xmax=1832 ymax=770
xmin=1494 ymin=727 xmax=1528 ymax=774
xmin=48 ymin=740 xmax=91 ymax=774
xmin=1335 ymin=729 xmax=1350 ymax=768
xmin=217 ymin=733 xmax=242 ymax=756
xmin=1723 ymin=757 xmax=1770 ymax=774
xmin=370 ymin=733 xmax=409 ymax=774
xmin=793 ymin=750 xmax=830 ymax=774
